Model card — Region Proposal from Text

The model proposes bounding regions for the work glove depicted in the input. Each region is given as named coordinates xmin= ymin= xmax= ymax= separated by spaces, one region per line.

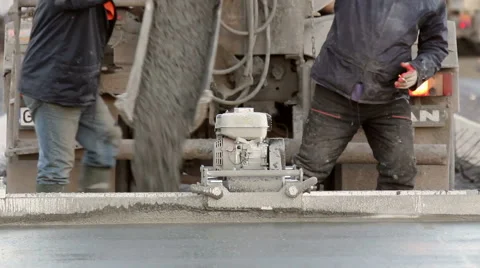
xmin=394 ymin=62 xmax=417 ymax=90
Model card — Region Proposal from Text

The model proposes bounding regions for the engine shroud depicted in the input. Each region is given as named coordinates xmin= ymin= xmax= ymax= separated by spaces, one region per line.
xmin=209 ymin=108 xmax=293 ymax=192
xmin=192 ymin=108 xmax=317 ymax=199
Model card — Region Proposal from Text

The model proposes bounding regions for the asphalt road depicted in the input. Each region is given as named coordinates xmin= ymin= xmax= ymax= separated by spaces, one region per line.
xmin=459 ymin=77 xmax=480 ymax=122
xmin=454 ymin=57 xmax=480 ymax=189
xmin=0 ymin=222 xmax=479 ymax=268
xmin=458 ymin=57 xmax=480 ymax=122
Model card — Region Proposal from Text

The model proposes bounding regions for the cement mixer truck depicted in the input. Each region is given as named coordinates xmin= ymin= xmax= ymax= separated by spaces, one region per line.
xmin=2 ymin=0 xmax=459 ymax=196
xmin=447 ymin=0 xmax=480 ymax=53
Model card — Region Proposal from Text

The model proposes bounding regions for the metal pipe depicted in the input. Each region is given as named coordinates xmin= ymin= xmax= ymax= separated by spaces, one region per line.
xmin=206 ymin=169 xmax=301 ymax=178
xmin=2 ymin=73 xmax=10 ymax=120
xmin=210 ymin=0 xmax=272 ymax=105
xmin=9 ymin=138 xmax=448 ymax=166
xmin=6 ymin=86 xmax=14 ymax=150
xmin=11 ymin=3 xmax=22 ymax=148
xmin=117 ymin=139 xmax=448 ymax=165
xmin=114 ymin=0 xmax=154 ymax=127
xmin=18 ymin=0 xmax=146 ymax=7
xmin=300 ymin=60 xmax=313 ymax=121
xmin=287 ymin=140 xmax=448 ymax=166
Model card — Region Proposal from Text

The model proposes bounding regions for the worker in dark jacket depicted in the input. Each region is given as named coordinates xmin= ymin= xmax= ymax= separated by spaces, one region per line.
xmin=19 ymin=0 xmax=122 ymax=193
xmin=294 ymin=0 xmax=449 ymax=190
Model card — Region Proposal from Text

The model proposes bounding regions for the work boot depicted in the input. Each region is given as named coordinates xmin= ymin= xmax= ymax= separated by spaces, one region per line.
xmin=79 ymin=166 xmax=111 ymax=193
xmin=36 ymin=184 xmax=65 ymax=193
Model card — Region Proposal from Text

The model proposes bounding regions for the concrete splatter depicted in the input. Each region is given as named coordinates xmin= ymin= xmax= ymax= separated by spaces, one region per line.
xmin=131 ymin=0 xmax=221 ymax=192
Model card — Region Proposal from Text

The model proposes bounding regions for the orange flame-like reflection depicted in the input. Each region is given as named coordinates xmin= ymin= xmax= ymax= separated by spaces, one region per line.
xmin=409 ymin=80 xmax=430 ymax=97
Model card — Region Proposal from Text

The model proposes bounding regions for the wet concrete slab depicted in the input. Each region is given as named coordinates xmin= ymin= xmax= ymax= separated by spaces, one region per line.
xmin=1 ymin=222 xmax=480 ymax=267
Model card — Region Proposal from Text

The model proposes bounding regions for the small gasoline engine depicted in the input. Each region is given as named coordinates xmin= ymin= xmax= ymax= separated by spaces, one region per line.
xmin=191 ymin=108 xmax=317 ymax=199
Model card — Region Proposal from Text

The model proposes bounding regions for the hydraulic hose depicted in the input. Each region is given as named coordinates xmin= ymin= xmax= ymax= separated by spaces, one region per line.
xmin=220 ymin=0 xmax=277 ymax=35
xmin=213 ymin=0 xmax=259 ymax=75
xmin=211 ymin=0 xmax=272 ymax=106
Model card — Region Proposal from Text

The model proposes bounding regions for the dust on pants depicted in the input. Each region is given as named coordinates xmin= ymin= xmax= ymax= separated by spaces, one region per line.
xmin=22 ymin=95 xmax=122 ymax=185
xmin=293 ymin=85 xmax=417 ymax=190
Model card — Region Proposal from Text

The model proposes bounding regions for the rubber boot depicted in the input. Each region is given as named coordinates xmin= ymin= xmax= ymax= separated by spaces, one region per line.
xmin=79 ymin=166 xmax=111 ymax=193
xmin=36 ymin=184 xmax=65 ymax=193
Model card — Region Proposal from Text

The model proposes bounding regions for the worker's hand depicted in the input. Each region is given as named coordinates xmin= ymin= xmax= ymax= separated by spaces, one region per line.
xmin=394 ymin=62 xmax=417 ymax=90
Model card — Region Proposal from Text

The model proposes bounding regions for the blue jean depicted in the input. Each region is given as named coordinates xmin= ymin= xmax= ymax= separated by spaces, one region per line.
xmin=293 ymin=85 xmax=416 ymax=190
xmin=23 ymin=95 xmax=122 ymax=185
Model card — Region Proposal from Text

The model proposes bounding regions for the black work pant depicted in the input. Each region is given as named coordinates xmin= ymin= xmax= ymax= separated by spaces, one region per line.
xmin=293 ymin=85 xmax=417 ymax=190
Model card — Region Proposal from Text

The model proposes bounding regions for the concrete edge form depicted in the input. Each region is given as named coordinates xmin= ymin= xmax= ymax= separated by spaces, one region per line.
xmin=0 ymin=192 xmax=204 ymax=217
xmin=302 ymin=190 xmax=480 ymax=216
xmin=0 ymin=191 xmax=480 ymax=223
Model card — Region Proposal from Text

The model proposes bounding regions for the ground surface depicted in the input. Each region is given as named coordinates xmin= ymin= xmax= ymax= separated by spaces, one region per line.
xmin=0 ymin=222 xmax=479 ymax=268
xmin=454 ymin=57 xmax=480 ymax=189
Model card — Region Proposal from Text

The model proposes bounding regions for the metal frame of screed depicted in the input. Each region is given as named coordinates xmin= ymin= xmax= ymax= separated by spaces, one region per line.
xmin=0 ymin=191 xmax=480 ymax=221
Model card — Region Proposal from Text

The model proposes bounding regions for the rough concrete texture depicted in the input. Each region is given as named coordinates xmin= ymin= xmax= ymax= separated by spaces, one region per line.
xmin=302 ymin=191 xmax=480 ymax=215
xmin=0 ymin=192 xmax=203 ymax=217
xmin=1 ymin=191 xmax=480 ymax=225
xmin=132 ymin=0 xmax=221 ymax=192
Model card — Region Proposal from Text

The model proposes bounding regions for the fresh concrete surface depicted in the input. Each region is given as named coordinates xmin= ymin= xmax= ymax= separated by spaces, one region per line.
xmin=1 ymin=222 xmax=480 ymax=267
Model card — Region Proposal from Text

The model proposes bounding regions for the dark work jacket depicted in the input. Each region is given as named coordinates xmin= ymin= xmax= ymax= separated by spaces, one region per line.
xmin=311 ymin=0 xmax=449 ymax=104
xmin=19 ymin=0 xmax=117 ymax=106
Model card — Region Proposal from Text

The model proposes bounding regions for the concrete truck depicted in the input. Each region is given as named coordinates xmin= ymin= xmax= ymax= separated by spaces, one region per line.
xmin=447 ymin=0 xmax=480 ymax=53
xmin=2 ymin=0 xmax=459 ymax=197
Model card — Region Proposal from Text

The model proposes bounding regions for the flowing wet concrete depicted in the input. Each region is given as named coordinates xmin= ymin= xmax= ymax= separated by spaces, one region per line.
xmin=1 ymin=221 xmax=480 ymax=267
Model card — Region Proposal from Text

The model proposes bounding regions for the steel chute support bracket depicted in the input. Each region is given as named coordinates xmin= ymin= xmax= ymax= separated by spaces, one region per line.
xmin=114 ymin=0 xmax=224 ymax=127
xmin=114 ymin=0 xmax=154 ymax=126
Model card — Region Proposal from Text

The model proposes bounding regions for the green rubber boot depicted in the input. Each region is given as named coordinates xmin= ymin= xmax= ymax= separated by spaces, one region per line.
xmin=36 ymin=184 xmax=65 ymax=193
xmin=79 ymin=166 xmax=112 ymax=193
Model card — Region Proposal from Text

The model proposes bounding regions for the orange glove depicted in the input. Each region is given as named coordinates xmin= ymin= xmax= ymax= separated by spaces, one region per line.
xmin=104 ymin=1 xmax=115 ymax=21
xmin=394 ymin=62 xmax=418 ymax=90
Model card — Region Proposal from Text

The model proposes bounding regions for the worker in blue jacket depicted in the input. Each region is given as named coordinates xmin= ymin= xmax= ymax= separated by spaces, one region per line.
xmin=294 ymin=0 xmax=449 ymax=190
xmin=19 ymin=0 xmax=122 ymax=193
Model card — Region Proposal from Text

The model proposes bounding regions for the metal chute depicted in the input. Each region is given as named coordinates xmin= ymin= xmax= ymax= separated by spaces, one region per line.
xmin=115 ymin=0 xmax=223 ymax=192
